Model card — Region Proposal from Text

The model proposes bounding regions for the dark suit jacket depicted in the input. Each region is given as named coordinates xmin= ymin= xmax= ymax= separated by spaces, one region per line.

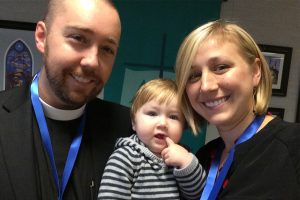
xmin=0 ymin=84 xmax=133 ymax=200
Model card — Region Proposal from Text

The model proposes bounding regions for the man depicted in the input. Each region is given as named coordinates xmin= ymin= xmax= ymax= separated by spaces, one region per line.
xmin=0 ymin=0 xmax=132 ymax=199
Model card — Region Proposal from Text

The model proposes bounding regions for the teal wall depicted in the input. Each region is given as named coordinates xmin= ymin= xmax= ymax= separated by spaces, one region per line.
xmin=104 ymin=0 xmax=221 ymax=153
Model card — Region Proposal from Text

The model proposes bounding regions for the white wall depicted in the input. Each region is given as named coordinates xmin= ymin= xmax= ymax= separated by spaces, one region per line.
xmin=0 ymin=0 xmax=47 ymax=22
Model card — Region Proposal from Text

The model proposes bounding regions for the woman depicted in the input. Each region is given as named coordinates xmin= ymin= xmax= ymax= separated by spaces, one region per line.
xmin=175 ymin=20 xmax=300 ymax=199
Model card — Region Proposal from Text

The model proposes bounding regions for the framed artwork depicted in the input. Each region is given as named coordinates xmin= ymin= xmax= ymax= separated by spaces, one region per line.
xmin=0 ymin=20 xmax=42 ymax=91
xmin=259 ymin=44 xmax=292 ymax=96
xmin=267 ymin=107 xmax=285 ymax=119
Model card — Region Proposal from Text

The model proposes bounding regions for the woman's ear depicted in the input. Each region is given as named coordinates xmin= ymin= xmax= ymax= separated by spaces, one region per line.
xmin=35 ymin=21 xmax=47 ymax=54
xmin=252 ymin=58 xmax=262 ymax=87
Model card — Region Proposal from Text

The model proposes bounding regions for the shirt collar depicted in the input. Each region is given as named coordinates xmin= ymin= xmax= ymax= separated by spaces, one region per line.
xmin=39 ymin=98 xmax=86 ymax=121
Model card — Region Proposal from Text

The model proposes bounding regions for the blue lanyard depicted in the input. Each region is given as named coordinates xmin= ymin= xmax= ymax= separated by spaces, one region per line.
xmin=200 ymin=115 xmax=265 ymax=200
xmin=30 ymin=73 xmax=86 ymax=200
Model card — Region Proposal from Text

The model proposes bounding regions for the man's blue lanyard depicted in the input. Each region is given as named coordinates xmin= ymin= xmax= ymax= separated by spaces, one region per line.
xmin=200 ymin=115 xmax=265 ymax=200
xmin=30 ymin=73 xmax=86 ymax=200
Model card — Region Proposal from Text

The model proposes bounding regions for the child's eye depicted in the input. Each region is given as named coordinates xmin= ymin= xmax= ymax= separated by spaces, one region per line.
xmin=169 ymin=114 xmax=179 ymax=120
xmin=146 ymin=111 xmax=157 ymax=116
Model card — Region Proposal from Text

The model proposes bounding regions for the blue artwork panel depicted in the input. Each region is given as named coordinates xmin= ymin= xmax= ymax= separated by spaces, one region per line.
xmin=5 ymin=39 xmax=32 ymax=90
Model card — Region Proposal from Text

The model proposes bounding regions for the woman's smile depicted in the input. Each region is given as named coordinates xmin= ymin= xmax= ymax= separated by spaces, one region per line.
xmin=202 ymin=96 xmax=229 ymax=108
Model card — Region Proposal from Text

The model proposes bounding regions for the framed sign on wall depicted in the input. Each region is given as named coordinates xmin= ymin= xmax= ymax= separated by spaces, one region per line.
xmin=259 ymin=44 xmax=292 ymax=96
xmin=0 ymin=20 xmax=41 ymax=91
xmin=267 ymin=107 xmax=285 ymax=119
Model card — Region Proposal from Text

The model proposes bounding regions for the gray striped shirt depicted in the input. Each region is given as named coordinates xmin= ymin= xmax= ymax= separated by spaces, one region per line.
xmin=98 ymin=134 xmax=206 ymax=199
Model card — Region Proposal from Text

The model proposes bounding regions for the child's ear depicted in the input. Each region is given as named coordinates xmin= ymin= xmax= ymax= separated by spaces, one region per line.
xmin=131 ymin=121 xmax=136 ymax=131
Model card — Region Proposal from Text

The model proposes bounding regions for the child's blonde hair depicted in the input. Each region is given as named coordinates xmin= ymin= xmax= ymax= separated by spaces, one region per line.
xmin=131 ymin=79 xmax=180 ymax=123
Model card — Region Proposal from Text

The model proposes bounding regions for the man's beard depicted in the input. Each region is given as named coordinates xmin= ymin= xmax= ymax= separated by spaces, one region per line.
xmin=44 ymin=62 xmax=101 ymax=108
xmin=41 ymin=43 xmax=102 ymax=108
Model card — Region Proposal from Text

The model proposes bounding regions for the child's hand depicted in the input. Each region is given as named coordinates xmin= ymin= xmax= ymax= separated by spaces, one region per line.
xmin=161 ymin=137 xmax=193 ymax=169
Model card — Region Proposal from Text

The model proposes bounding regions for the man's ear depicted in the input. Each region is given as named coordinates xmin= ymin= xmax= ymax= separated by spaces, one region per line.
xmin=252 ymin=58 xmax=262 ymax=87
xmin=35 ymin=21 xmax=47 ymax=54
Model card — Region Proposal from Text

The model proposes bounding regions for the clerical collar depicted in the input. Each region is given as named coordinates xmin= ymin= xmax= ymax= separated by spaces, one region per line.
xmin=39 ymin=98 xmax=86 ymax=121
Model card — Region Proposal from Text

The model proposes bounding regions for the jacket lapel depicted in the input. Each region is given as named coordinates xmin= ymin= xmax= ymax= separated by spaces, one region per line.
xmin=0 ymin=85 xmax=38 ymax=199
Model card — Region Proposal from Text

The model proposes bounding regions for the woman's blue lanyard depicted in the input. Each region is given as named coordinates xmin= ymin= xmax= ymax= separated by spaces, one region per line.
xmin=30 ymin=73 xmax=86 ymax=200
xmin=200 ymin=115 xmax=265 ymax=200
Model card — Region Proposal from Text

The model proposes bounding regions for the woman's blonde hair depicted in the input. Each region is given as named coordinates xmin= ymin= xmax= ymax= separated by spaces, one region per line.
xmin=175 ymin=19 xmax=272 ymax=134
